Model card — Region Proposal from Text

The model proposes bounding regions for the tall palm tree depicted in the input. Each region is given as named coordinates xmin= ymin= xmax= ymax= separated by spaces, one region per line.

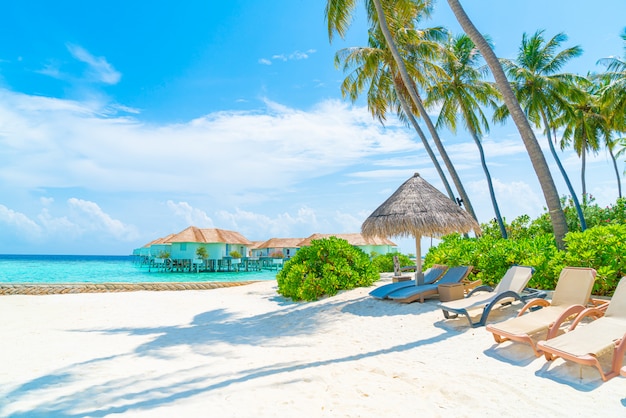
xmin=326 ymin=0 xmax=479 ymax=223
xmin=445 ymin=0 xmax=568 ymax=248
xmin=496 ymin=30 xmax=587 ymax=230
xmin=597 ymin=28 xmax=626 ymax=197
xmin=558 ymin=76 xmax=609 ymax=201
xmin=335 ymin=28 xmax=456 ymax=199
xmin=425 ymin=33 xmax=507 ymax=238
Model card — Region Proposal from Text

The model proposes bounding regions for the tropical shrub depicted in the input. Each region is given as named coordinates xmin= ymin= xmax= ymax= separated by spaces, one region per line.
xmin=562 ymin=224 xmax=626 ymax=296
xmin=370 ymin=252 xmax=414 ymax=273
xmin=229 ymin=250 xmax=242 ymax=258
xmin=425 ymin=198 xmax=626 ymax=296
xmin=277 ymin=237 xmax=378 ymax=301
xmin=196 ymin=247 xmax=208 ymax=259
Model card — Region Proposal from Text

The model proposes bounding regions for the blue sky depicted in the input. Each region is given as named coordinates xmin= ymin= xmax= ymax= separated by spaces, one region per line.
xmin=0 ymin=1 xmax=624 ymax=255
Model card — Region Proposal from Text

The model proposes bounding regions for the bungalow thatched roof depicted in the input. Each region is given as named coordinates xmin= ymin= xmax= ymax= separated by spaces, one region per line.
xmin=298 ymin=233 xmax=397 ymax=247
xmin=256 ymin=238 xmax=304 ymax=249
xmin=164 ymin=226 xmax=253 ymax=245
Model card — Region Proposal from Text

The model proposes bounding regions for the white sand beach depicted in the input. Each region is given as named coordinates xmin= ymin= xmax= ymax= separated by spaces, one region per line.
xmin=1 ymin=276 xmax=625 ymax=417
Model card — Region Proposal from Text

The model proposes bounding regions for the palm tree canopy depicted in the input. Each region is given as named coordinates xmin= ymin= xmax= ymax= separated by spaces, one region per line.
xmin=425 ymin=33 xmax=500 ymax=137
xmin=361 ymin=173 xmax=481 ymax=239
xmin=496 ymin=30 xmax=583 ymax=129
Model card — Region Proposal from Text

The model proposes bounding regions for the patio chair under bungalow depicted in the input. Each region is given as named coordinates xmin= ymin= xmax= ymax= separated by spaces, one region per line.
xmin=298 ymin=233 xmax=398 ymax=256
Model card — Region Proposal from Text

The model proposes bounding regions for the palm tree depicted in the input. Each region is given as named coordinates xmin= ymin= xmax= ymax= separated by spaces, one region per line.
xmin=425 ymin=33 xmax=507 ymax=238
xmin=496 ymin=30 xmax=587 ymax=230
xmin=445 ymin=0 xmax=568 ymax=248
xmin=336 ymin=28 xmax=457 ymax=200
xmin=597 ymin=28 xmax=626 ymax=197
xmin=558 ymin=76 xmax=609 ymax=201
xmin=326 ymin=0 xmax=479 ymax=223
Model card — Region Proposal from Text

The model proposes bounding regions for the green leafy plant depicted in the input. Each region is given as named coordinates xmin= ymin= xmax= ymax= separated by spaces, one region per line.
xmin=370 ymin=252 xmax=414 ymax=273
xmin=277 ymin=237 xmax=378 ymax=301
xmin=229 ymin=250 xmax=242 ymax=259
xmin=156 ymin=251 xmax=170 ymax=259
xmin=196 ymin=247 xmax=208 ymax=259
xmin=425 ymin=198 xmax=626 ymax=296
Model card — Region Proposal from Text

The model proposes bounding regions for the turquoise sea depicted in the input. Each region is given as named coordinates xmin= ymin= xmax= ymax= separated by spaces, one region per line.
xmin=0 ymin=255 xmax=279 ymax=284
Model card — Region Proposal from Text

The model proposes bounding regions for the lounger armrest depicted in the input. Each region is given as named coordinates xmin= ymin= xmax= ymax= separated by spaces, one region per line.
xmin=520 ymin=288 xmax=547 ymax=302
xmin=546 ymin=304 xmax=587 ymax=339
xmin=487 ymin=290 xmax=521 ymax=307
xmin=517 ymin=298 xmax=551 ymax=317
xmin=588 ymin=298 xmax=610 ymax=311
xmin=466 ymin=285 xmax=493 ymax=297
xmin=568 ymin=306 xmax=606 ymax=330
xmin=462 ymin=279 xmax=482 ymax=293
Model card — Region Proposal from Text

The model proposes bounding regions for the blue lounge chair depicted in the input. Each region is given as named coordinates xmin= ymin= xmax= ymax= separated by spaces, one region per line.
xmin=369 ymin=264 xmax=448 ymax=300
xmin=386 ymin=266 xmax=474 ymax=303
xmin=439 ymin=265 xmax=544 ymax=328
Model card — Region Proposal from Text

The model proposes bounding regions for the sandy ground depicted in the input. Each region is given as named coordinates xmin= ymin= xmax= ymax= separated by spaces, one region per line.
xmin=0 ymin=276 xmax=625 ymax=417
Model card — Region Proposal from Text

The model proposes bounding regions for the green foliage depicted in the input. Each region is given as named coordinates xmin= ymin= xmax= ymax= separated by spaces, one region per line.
xmin=196 ymin=247 xmax=208 ymax=259
xmin=426 ymin=199 xmax=626 ymax=296
xmin=562 ymin=224 xmax=626 ymax=295
xmin=370 ymin=252 xmax=414 ymax=273
xmin=156 ymin=251 xmax=170 ymax=259
xmin=276 ymin=237 xmax=379 ymax=301
xmin=229 ymin=250 xmax=242 ymax=259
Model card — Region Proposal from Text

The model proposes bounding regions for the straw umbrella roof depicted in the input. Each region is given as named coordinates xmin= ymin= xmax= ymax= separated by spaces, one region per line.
xmin=362 ymin=173 xmax=480 ymax=284
xmin=361 ymin=173 xmax=481 ymax=239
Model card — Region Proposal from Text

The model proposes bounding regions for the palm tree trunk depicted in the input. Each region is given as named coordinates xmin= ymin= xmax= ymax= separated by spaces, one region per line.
xmin=371 ymin=0 xmax=478 ymax=223
xmin=581 ymin=146 xmax=587 ymax=199
xmin=543 ymin=118 xmax=587 ymax=230
xmin=608 ymin=145 xmax=622 ymax=198
xmin=467 ymin=121 xmax=508 ymax=239
xmin=394 ymin=79 xmax=456 ymax=199
xmin=446 ymin=0 xmax=568 ymax=249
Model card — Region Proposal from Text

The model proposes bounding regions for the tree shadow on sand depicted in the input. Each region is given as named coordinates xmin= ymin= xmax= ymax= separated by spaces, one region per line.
xmin=1 ymin=292 xmax=461 ymax=417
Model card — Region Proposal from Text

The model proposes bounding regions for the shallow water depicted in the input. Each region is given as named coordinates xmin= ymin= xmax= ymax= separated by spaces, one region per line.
xmin=0 ymin=254 xmax=278 ymax=284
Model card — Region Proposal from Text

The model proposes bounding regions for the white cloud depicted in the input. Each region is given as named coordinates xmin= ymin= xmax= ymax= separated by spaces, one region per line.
xmin=0 ymin=198 xmax=138 ymax=244
xmin=166 ymin=201 xmax=214 ymax=228
xmin=66 ymin=43 xmax=121 ymax=84
xmin=0 ymin=90 xmax=417 ymax=200
xmin=0 ymin=204 xmax=43 ymax=239
xmin=263 ymin=49 xmax=317 ymax=64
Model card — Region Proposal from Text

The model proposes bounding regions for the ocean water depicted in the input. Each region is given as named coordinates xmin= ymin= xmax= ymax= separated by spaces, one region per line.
xmin=0 ymin=255 xmax=279 ymax=284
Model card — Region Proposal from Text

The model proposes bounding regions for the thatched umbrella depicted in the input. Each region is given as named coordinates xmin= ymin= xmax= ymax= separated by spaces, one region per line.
xmin=362 ymin=173 xmax=481 ymax=285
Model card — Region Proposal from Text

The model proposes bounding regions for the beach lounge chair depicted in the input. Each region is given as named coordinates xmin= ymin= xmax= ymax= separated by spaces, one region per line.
xmin=386 ymin=265 xmax=474 ymax=303
xmin=439 ymin=265 xmax=542 ymax=328
xmin=485 ymin=267 xmax=597 ymax=356
xmin=536 ymin=277 xmax=626 ymax=381
xmin=369 ymin=264 xmax=448 ymax=300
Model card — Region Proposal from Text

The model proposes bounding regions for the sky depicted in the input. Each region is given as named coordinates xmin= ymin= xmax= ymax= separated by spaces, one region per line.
xmin=0 ymin=1 xmax=624 ymax=255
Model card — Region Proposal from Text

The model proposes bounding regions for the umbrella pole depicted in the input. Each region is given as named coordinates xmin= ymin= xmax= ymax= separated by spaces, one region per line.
xmin=415 ymin=235 xmax=424 ymax=286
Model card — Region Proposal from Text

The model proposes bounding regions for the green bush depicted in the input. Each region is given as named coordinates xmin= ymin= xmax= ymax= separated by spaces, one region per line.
xmin=370 ymin=252 xmax=414 ymax=273
xmin=276 ymin=237 xmax=379 ymax=301
xmin=425 ymin=198 xmax=626 ymax=296
xmin=562 ymin=224 xmax=626 ymax=296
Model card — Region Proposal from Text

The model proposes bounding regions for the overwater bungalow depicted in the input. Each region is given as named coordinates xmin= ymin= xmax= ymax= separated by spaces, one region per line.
xmin=136 ymin=226 xmax=254 ymax=272
xmin=253 ymin=237 xmax=303 ymax=259
xmin=298 ymin=233 xmax=398 ymax=257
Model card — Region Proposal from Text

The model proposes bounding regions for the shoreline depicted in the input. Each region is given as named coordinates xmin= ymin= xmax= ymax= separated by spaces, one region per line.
xmin=0 ymin=281 xmax=258 ymax=295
